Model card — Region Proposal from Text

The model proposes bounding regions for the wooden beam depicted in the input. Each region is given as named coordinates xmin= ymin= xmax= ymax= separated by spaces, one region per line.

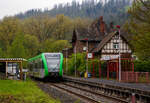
xmin=20 ymin=61 xmax=23 ymax=80
xmin=6 ymin=62 xmax=8 ymax=78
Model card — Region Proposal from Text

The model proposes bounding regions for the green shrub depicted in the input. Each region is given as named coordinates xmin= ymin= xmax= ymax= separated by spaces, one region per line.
xmin=63 ymin=53 xmax=86 ymax=76
xmin=134 ymin=60 xmax=150 ymax=72
xmin=63 ymin=53 xmax=107 ymax=77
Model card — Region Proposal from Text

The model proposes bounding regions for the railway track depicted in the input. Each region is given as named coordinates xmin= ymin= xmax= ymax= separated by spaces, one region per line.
xmin=63 ymin=83 xmax=128 ymax=103
xmin=49 ymin=83 xmax=128 ymax=103
xmin=63 ymin=76 xmax=150 ymax=103
xmin=34 ymin=76 xmax=150 ymax=103
xmin=50 ymin=83 xmax=100 ymax=103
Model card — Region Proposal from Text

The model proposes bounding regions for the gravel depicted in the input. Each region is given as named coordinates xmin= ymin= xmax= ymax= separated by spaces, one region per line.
xmin=37 ymin=82 xmax=86 ymax=103
xmin=55 ymin=83 xmax=116 ymax=103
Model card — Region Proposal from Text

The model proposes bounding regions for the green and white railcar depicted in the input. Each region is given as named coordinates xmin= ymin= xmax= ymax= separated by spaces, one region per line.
xmin=28 ymin=53 xmax=63 ymax=78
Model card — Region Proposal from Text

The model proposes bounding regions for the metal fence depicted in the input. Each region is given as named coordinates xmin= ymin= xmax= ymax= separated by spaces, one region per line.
xmin=121 ymin=72 xmax=150 ymax=83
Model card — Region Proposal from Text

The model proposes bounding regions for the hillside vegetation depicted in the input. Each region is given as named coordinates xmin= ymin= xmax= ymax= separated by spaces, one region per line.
xmin=0 ymin=15 xmax=91 ymax=59
xmin=16 ymin=0 xmax=132 ymax=25
xmin=0 ymin=0 xmax=133 ymax=59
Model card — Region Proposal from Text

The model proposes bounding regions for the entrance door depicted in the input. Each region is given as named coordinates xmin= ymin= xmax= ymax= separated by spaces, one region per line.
xmin=108 ymin=61 xmax=118 ymax=80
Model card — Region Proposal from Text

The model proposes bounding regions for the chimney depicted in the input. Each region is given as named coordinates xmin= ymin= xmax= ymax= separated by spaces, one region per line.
xmin=110 ymin=22 xmax=114 ymax=32
xmin=99 ymin=16 xmax=105 ymax=35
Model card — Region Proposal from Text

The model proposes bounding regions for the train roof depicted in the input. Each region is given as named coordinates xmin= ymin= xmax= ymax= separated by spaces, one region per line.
xmin=28 ymin=53 xmax=63 ymax=62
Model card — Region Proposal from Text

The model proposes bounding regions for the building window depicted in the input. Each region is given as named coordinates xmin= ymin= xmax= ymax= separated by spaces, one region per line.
xmin=113 ymin=43 xmax=119 ymax=49
xmin=83 ymin=47 xmax=87 ymax=51
xmin=114 ymin=35 xmax=119 ymax=39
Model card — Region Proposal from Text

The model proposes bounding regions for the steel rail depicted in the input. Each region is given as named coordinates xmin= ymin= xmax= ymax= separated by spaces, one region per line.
xmin=63 ymin=76 xmax=150 ymax=97
xmin=49 ymin=83 xmax=101 ymax=103
xmin=63 ymin=83 xmax=128 ymax=103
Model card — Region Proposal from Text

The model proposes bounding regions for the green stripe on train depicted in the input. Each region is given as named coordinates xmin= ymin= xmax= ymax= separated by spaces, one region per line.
xmin=59 ymin=53 xmax=63 ymax=76
xmin=42 ymin=53 xmax=49 ymax=76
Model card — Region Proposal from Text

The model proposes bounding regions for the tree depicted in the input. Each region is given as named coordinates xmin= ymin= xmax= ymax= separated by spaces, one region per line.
xmin=23 ymin=34 xmax=39 ymax=57
xmin=41 ymin=39 xmax=71 ymax=53
xmin=41 ymin=39 xmax=55 ymax=52
xmin=51 ymin=40 xmax=71 ymax=52
xmin=16 ymin=0 xmax=131 ymax=25
xmin=0 ymin=17 xmax=22 ymax=51
xmin=0 ymin=48 xmax=5 ymax=57
xmin=52 ymin=14 xmax=74 ymax=40
xmin=125 ymin=0 xmax=150 ymax=60
xmin=73 ymin=17 xmax=92 ymax=29
xmin=7 ymin=34 xmax=26 ymax=58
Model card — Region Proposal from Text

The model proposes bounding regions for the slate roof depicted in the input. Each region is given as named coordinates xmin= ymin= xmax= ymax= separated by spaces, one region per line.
xmin=73 ymin=17 xmax=116 ymax=42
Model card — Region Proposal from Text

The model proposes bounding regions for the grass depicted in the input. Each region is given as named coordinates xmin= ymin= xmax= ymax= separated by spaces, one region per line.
xmin=0 ymin=79 xmax=60 ymax=103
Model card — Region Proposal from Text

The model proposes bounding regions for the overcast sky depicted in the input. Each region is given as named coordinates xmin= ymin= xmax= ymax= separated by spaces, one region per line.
xmin=0 ymin=0 xmax=82 ymax=19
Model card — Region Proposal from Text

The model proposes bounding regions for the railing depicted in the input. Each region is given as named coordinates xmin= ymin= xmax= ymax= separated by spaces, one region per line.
xmin=121 ymin=72 xmax=150 ymax=83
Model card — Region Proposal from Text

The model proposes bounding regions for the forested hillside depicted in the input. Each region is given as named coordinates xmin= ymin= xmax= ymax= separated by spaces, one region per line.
xmin=0 ymin=0 xmax=133 ymax=59
xmin=16 ymin=0 xmax=132 ymax=25
xmin=0 ymin=15 xmax=91 ymax=58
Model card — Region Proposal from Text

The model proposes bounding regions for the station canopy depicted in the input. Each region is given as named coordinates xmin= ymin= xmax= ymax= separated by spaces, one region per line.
xmin=0 ymin=58 xmax=27 ymax=80
xmin=0 ymin=58 xmax=27 ymax=61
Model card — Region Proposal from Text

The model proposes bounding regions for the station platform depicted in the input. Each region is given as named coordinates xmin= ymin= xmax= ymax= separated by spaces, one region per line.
xmin=63 ymin=75 xmax=150 ymax=93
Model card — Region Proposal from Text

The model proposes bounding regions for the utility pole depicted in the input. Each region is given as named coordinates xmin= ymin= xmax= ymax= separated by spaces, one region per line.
xmin=116 ymin=25 xmax=121 ymax=82
xmin=75 ymin=45 xmax=77 ymax=77
xmin=84 ymin=38 xmax=88 ymax=77
xmin=65 ymin=48 xmax=68 ymax=75
xmin=86 ymin=39 xmax=88 ymax=74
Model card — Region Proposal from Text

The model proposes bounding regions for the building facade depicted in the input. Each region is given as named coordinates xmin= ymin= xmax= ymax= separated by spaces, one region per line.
xmin=93 ymin=31 xmax=132 ymax=60
xmin=63 ymin=16 xmax=133 ymax=59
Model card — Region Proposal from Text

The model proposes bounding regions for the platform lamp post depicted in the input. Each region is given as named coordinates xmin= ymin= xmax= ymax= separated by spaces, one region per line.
xmin=65 ymin=48 xmax=68 ymax=75
xmin=116 ymin=25 xmax=121 ymax=82
xmin=84 ymin=38 xmax=89 ymax=76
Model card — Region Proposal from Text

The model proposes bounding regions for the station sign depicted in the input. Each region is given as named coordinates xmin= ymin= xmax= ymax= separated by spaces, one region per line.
xmin=101 ymin=55 xmax=119 ymax=60
xmin=87 ymin=53 xmax=93 ymax=59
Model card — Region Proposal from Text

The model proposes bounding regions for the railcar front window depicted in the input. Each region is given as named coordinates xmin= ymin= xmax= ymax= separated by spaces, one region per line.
xmin=47 ymin=59 xmax=60 ymax=68
xmin=45 ymin=54 xmax=60 ymax=70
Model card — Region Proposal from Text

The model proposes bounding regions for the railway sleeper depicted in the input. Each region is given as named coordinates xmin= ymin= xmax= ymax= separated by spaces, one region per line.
xmin=64 ymin=79 xmax=150 ymax=103
xmin=66 ymin=82 xmax=128 ymax=102
xmin=64 ymin=78 xmax=150 ymax=97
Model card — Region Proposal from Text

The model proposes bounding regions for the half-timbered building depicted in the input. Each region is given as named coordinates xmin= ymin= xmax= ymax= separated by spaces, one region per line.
xmin=63 ymin=16 xmax=133 ymax=59
xmin=93 ymin=31 xmax=132 ymax=60
xmin=69 ymin=16 xmax=112 ymax=54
